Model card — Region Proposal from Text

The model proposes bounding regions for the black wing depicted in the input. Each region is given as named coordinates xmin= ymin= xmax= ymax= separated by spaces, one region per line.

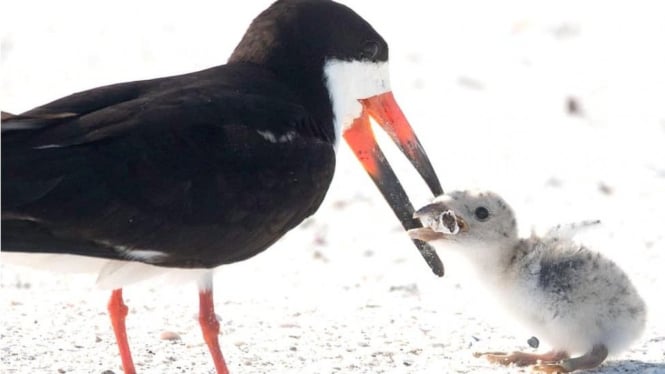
xmin=2 ymin=64 xmax=336 ymax=267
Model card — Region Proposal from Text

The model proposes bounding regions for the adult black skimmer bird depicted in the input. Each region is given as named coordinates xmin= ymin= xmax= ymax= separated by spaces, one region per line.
xmin=2 ymin=0 xmax=444 ymax=373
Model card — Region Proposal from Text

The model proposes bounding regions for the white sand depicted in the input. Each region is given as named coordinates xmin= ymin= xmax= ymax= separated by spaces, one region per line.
xmin=2 ymin=1 xmax=664 ymax=373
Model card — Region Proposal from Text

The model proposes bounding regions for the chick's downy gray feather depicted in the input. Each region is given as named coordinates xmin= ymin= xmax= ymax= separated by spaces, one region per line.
xmin=410 ymin=190 xmax=646 ymax=373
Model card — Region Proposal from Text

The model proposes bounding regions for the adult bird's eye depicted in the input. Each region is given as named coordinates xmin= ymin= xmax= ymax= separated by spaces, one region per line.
xmin=474 ymin=206 xmax=490 ymax=221
xmin=360 ymin=40 xmax=380 ymax=60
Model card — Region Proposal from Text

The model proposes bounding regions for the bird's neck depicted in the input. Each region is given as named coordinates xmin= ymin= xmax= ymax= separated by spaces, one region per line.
xmin=480 ymin=249 xmax=517 ymax=284
xmin=451 ymin=240 xmax=519 ymax=285
xmin=231 ymin=61 xmax=337 ymax=145
xmin=229 ymin=8 xmax=337 ymax=145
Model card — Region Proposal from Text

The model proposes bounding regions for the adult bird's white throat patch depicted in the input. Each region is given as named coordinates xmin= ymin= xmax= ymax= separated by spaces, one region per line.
xmin=323 ymin=60 xmax=391 ymax=145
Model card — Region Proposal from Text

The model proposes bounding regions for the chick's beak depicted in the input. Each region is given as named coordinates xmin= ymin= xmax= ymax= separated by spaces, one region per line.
xmin=407 ymin=227 xmax=446 ymax=242
xmin=343 ymin=91 xmax=444 ymax=276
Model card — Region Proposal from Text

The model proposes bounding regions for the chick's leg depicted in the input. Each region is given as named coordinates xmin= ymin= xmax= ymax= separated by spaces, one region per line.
xmin=474 ymin=350 xmax=569 ymax=367
xmin=532 ymin=344 xmax=608 ymax=373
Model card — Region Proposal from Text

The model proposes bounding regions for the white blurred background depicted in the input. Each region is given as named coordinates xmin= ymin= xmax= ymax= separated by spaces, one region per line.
xmin=2 ymin=1 xmax=665 ymax=373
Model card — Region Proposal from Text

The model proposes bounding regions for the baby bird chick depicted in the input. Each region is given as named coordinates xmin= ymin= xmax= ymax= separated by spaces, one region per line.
xmin=409 ymin=190 xmax=646 ymax=373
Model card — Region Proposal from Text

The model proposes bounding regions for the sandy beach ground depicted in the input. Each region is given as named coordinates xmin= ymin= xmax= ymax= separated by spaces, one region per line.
xmin=2 ymin=1 xmax=664 ymax=373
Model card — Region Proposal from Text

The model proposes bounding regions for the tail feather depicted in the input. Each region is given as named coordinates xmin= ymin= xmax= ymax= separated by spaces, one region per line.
xmin=1 ymin=111 xmax=16 ymax=120
xmin=2 ymin=111 xmax=78 ymax=132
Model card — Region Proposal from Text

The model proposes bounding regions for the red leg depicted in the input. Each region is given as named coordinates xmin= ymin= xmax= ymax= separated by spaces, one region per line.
xmin=199 ymin=286 xmax=230 ymax=374
xmin=107 ymin=289 xmax=136 ymax=374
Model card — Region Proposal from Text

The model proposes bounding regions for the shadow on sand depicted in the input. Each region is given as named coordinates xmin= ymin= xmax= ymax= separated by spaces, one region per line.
xmin=586 ymin=360 xmax=665 ymax=373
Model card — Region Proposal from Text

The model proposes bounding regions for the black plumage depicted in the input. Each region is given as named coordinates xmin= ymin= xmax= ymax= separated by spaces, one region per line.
xmin=2 ymin=63 xmax=336 ymax=267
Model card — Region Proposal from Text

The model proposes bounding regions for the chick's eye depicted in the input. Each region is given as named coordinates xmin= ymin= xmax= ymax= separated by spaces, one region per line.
xmin=474 ymin=206 xmax=490 ymax=221
xmin=360 ymin=40 xmax=380 ymax=60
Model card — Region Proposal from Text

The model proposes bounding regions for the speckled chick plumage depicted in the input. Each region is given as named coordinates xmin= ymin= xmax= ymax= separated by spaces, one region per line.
xmin=411 ymin=190 xmax=646 ymax=361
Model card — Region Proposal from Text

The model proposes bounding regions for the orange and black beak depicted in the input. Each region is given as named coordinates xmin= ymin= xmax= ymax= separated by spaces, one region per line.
xmin=343 ymin=91 xmax=445 ymax=276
